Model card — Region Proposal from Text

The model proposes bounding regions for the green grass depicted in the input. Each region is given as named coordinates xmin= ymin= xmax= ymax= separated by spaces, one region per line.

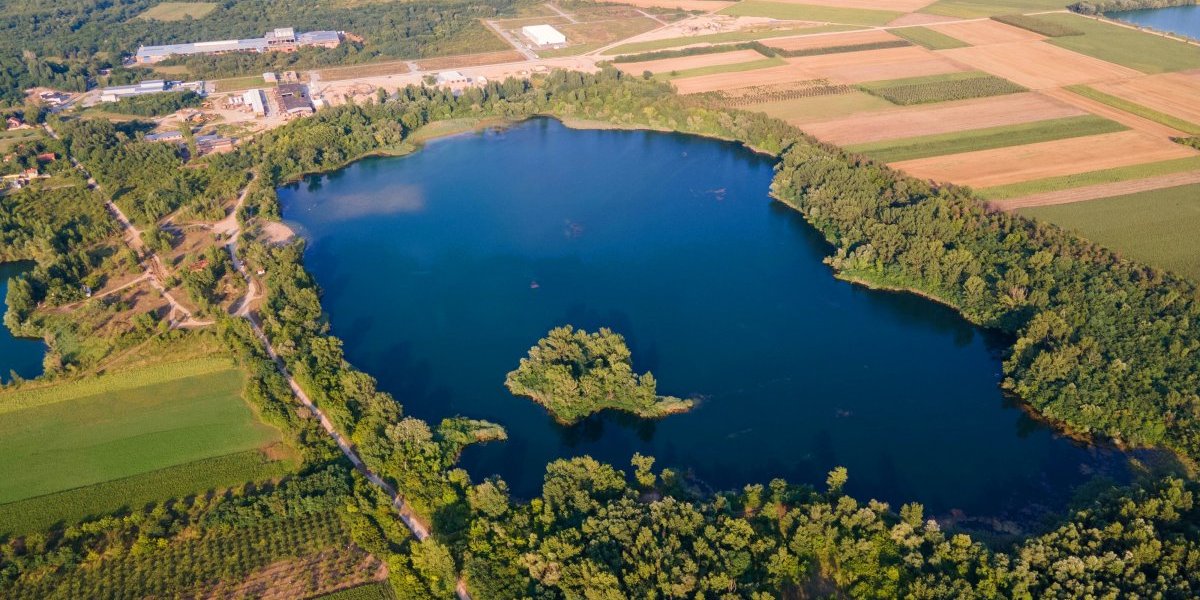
xmin=1067 ymin=85 xmax=1200 ymax=135
xmin=312 ymin=582 xmax=396 ymax=600
xmin=0 ymin=128 xmax=41 ymax=152
xmin=136 ymin=2 xmax=217 ymax=21
xmin=1037 ymin=13 xmax=1200 ymax=73
xmin=607 ymin=24 xmax=858 ymax=54
xmin=0 ymin=450 xmax=294 ymax=536
xmin=661 ymin=57 xmax=785 ymax=80
xmin=922 ymin=0 xmax=1070 ymax=18
xmin=719 ymin=1 xmax=902 ymax=25
xmin=846 ymin=115 xmax=1127 ymax=162
xmin=0 ymin=359 xmax=281 ymax=504
xmin=992 ymin=14 xmax=1082 ymax=37
xmin=859 ymin=71 xmax=1026 ymax=105
xmin=891 ymin=26 xmax=970 ymax=50
xmin=1019 ymin=183 xmax=1200 ymax=281
xmin=213 ymin=74 xmax=266 ymax=92
xmin=977 ymin=155 xmax=1200 ymax=200
xmin=747 ymin=91 xmax=894 ymax=120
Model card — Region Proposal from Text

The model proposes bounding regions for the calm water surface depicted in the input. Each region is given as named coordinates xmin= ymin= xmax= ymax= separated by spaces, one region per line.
xmin=0 ymin=263 xmax=44 ymax=384
xmin=1108 ymin=5 xmax=1200 ymax=39
xmin=280 ymin=119 xmax=1137 ymax=518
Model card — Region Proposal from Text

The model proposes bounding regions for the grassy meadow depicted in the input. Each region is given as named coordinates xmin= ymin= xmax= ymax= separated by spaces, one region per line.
xmin=921 ymin=0 xmax=1070 ymax=18
xmin=607 ymin=25 xmax=858 ymax=55
xmin=136 ymin=2 xmax=217 ymax=21
xmin=891 ymin=26 xmax=969 ymax=50
xmin=846 ymin=115 xmax=1127 ymax=163
xmin=1040 ymin=13 xmax=1200 ymax=73
xmin=0 ymin=357 xmax=281 ymax=504
xmin=661 ymin=57 xmax=785 ymax=80
xmin=720 ymin=1 xmax=901 ymax=25
xmin=1020 ymin=184 xmax=1200 ymax=281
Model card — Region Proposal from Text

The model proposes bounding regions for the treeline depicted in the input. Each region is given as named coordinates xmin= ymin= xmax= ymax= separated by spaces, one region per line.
xmin=1071 ymin=0 xmax=1197 ymax=14
xmin=102 ymin=89 xmax=201 ymax=117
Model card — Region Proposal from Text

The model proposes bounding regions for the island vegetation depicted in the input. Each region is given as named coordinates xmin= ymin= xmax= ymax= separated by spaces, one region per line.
xmin=504 ymin=326 xmax=693 ymax=425
xmin=3 ymin=67 xmax=1200 ymax=599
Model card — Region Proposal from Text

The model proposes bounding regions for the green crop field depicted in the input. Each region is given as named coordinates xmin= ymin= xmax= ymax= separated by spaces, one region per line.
xmin=213 ymin=75 xmax=266 ymax=92
xmin=1038 ymin=13 xmax=1200 ymax=73
xmin=313 ymin=582 xmax=396 ymax=600
xmin=859 ymin=71 xmax=1025 ymax=105
xmin=719 ymin=2 xmax=901 ymax=26
xmin=662 ymin=57 xmax=785 ymax=80
xmin=922 ymin=0 xmax=1069 ymax=18
xmin=977 ymin=155 xmax=1200 ymax=200
xmin=1067 ymin=85 xmax=1200 ymax=135
xmin=0 ymin=357 xmax=281 ymax=504
xmin=846 ymin=115 xmax=1127 ymax=163
xmin=992 ymin=14 xmax=1082 ymax=37
xmin=746 ymin=91 xmax=894 ymax=121
xmin=1020 ymin=184 xmax=1200 ymax=281
xmin=607 ymin=24 xmax=858 ymax=55
xmin=136 ymin=2 xmax=217 ymax=21
xmin=891 ymin=26 xmax=969 ymax=50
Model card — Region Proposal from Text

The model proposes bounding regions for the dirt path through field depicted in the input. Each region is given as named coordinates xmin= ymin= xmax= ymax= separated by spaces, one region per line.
xmin=990 ymin=171 xmax=1200 ymax=210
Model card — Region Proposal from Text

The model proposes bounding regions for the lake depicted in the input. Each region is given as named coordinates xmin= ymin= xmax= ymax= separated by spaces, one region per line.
xmin=1108 ymin=5 xmax=1200 ymax=40
xmin=0 ymin=263 xmax=45 ymax=384
xmin=280 ymin=119 xmax=1138 ymax=519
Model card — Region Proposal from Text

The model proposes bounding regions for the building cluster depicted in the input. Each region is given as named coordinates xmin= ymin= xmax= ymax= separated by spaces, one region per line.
xmin=143 ymin=131 xmax=235 ymax=156
xmin=2 ymin=167 xmax=48 ymax=190
xmin=134 ymin=28 xmax=342 ymax=64
xmin=98 ymin=79 xmax=204 ymax=103
xmin=226 ymin=83 xmax=313 ymax=119
xmin=4 ymin=116 xmax=31 ymax=131
xmin=521 ymin=24 xmax=567 ymax=48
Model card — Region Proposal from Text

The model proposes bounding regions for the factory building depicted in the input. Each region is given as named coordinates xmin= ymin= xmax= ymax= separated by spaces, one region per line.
xmin=135 ymin=28 xmax=342 ymax=64
xmin=99 ymin=80 xmax=171 ymax=102
xmin=521 ymin=25 xmax=567 ymax=47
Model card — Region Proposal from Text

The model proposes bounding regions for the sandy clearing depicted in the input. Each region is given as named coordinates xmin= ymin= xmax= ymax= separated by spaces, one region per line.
xmin=617 ymin=49 xmax=767 ymax=74
xmin=929 ymin=19 xmax=1044 ymax=45
xmin=799 ymin=92 xmax=1086 ymax=144
xmin=891 ymin=130 xmax=1198 ymax=188
xmin=940 ymin=41 xmax=1141 ymax=89
xmin=672 ymin=63 xmax=816 ymax=93
xmin=783 ymin=45 xmax=969 ymax=83
xmin=754 ymin=0 xmax=935 ymax=10
xmin=1091 ymin=73 xmax=1200 ymax=126
xmin=763 ymin=28 xmax=899 ymax=50
xmin=991 ymin=171 xmax=1200 ymax=210
xmin=604 ymin=0 xmax=736 ymax=10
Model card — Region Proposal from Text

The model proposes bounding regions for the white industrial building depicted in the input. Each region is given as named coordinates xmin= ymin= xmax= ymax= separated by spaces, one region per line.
xmin=521 ymin=24 xmax=566 ymax=47
xmin=243 ymin=89 xmax=267 ymax=116
xmin=99 ymin=80 xmax=170 ymax=102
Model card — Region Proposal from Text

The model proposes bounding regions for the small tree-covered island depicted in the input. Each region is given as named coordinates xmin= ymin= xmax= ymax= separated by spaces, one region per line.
xmin=505 ymin=326 xmax=694 ymax=425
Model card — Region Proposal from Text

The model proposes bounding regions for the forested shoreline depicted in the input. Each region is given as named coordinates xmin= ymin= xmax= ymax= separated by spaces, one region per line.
xmin=3 ymin=69 xmax=1200 ymax=597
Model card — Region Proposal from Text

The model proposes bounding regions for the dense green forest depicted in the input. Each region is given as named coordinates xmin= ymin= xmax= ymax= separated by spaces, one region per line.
xmin=505 ymin=325 xmax=692 ymax=425
xmin=101 ymin=89 xmax=201 ymax=117
xmin=4 ymin=68 xmax=1200 ymax=597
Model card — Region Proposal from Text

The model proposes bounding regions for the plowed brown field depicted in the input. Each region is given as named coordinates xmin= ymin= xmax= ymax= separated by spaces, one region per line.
xmin=765 ymin=29 xmax=899 ymax=51
xmin=929 ymin=20 xmax=1043 ymax=45
xmin=672 ymin=63 xmax=813 ymax=93
xmin=990 ymin=171 xmax=1200 ymax=210
xmin=605 ymin=0 xmax=735 ymax=10
xmin=784 ymin=45 xmax=968 ymax=83
xmin=799 ymin=92 xmax=1086 ymax=144
xmin=617 ymin=49 xmax=768 ymax=74
xmin=764 ymin=0 xmax=934 ymax=10
xmin=891 ymin=130 xmax=1198 ymax=187
xmin=940 ymin=41 xmax=1140 ymax=89
xmin=1091 ymin=73 xmax=1200 ymax=125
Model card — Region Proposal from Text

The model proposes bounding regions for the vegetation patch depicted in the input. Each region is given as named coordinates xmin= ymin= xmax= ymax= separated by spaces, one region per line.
xmin=977 ymin=155 xmax=1200 ymax=199
xmin=992 ymin=13 xmax=1084 ymax=36
xmin=1020 ymin=183 xmax=1200 ymax=281
xmin=313 ymin=582 xmax=396 ymax=600
xmin=744 ymin=90 xmax=893 ymax=119
xmin=720 ymin=1 xmax=902 ymax=25
xmin=712 ymin=79 xmax=854 ymax=106
xmin=891 ymin=26 xmax=971 ymax=49
xmin=846 ymin=115 xmax=1127 ymax=162
xmin=859 ymin=71 xmax=1026 ymax=105
xmin=212 ymin=74 xmax=267 ymax=92
xmin=505 ymin=326 xmax=693 ymax=425
xmin=0 ymin=359 xmax=280 ymax=503
xmin=612 ymin=42 xmax=774 ymax=63
xmin=923 ymin=0 xmax=1073 ymax=18
xmin=607 ymin=24 xmax=859 ymax=54
xmin=1067 ymin=85 xmax=1200 ymax=134
xmin=89 ymin=90 xmax=202 ymax=117
xmin=767 ymin=39 xmax=912 ymax=57
xmin=136 ymin=2 xmax=217 ymax=21
xmin=661 ymin=57 xmax=786 ymax=80
xmin=1038 ymin=12 xmax=1200 ymax=72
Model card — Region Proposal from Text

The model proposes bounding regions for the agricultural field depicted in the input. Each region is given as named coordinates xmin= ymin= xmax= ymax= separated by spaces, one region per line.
xmin=0 ymin=356 xmax=284 ymax=505
xmin=1069 ymin=84 xmax=1200 ymax=135
xmin=921 ymin=0 xmax=1070 ymax=18
xmin=845 ymin=115 xmax=1126 ymax=163
xmin=890 ymin=26 xmax=969 ymax=49
xmin=661 ymin=56 xmax=785 ymax=79
xmin=1019 ymin=183 xmax=1200 ymax=281
xmin=719 ymin=1 xmax=903 ymax=25
xmin=212 ymin=75 xmax=267 ymax=92
xmin=858 ymin=71 xmax=1025 ymax=105
xmin=136 ymin=2 xmax=217 ymax=21
xmin=607 ymin=0 xmax=735 ymax=9
xmin=0 ymin=128 xmax=40 ymax=152
xmin=785 ymin=45 xmax=968 ymax=83
xmin=992 ymin=14 xmax=1082 ymax=37
xmin=940 ymin=40 xmax=1141 ymax=89
xmin=979 ymin=156 xmax=1200 ymax=200
xmin=606 ymin=24 xmax=856 ymax=54
xmin=617 ymin=49 xmax=769 ymax=75
xmin=744 ymin=90 xmax=893 ymax=121
xmin=765 ymin=28 xmax=904 ymax=51
xmin=1037 ymin=13 xmax=1200 ymax=74
xmin=928 ymin=19 xmax=1044 ymax=45
xmin=314 ymin=582 xmax=396 ymax=600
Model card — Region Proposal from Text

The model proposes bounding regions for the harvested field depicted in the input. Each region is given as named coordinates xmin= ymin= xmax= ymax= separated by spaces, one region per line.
xmin=940 ymin=41 xmax=1141 ymax=89
xmin=978 ymin=155 xmax=1200 ymax=200
xmin=929 ymin=19 xmax=1044 ymax=45
xmin=800 ymin=92 xmax=1085 ymax=144
xmin=784 ymin=45 xmax=969 ymax=83
xmin=664 ymin=56 xmax=786 ymax=79
xmin=415 ymin=50 xmax=527 ymax=71
xmin=922 ymin=0 xmax=1074 ymax=18
xmin=1090 ymin=74 xmax=1200 ymax=130
xmin=765 ymin=0 xmax=936 ymax=10
xmin=891 ymin=26 xmax=970 ymax=49
xmin=672 ymin=63 xmax=814 ymax=93
xmin=605 ymin=24 xmax=856 ymax=54
xmin=763 ymin=28 xmax=898 ymax=51
xmin=617 ymin=49 xmax=767 ymax=74
xmin=606 ymin=0 xmax=735 ymax=10
xmin=992 ymin=171 xmax=1200 ymax=210
xmin=316 ymin=61 xmax=409 ymax=81
xmin=887 ymin=12 xmax=961 ymax=26
xmin=745 ymin=90 xmax=894 ymax=121
xmin=891 ymin=130 xmax=1198 ymax=187
xmin=1066 ymin=85 xmax=1200 ymax=135
xmin=719 ymin=1 xmax=902 ymax=26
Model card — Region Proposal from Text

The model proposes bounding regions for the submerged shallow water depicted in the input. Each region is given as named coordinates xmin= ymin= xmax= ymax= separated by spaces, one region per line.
xmin=1108 ymin=5 xmax=1200 ymax=40
xmin=0 ymin=263 xmax=44 ymax=384
xmin=280 ymin=119 xmax=1139 ymax=519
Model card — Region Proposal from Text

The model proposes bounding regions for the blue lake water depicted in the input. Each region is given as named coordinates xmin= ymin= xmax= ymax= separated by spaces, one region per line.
xmin=1108 ymin=5 xmax=1200 ymax=40
xmin=280 ymin=119 xmax=1139 ymax=519
xmin=0 ymin=263 xmax=45 ymax=384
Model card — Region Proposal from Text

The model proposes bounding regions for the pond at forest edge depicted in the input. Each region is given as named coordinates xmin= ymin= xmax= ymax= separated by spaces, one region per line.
xmin=279 ymin=119 xmax=1145 ymax=522
xmin=0 ymin=263 xmax=45 ymax=384
xmin=1107 ymin=5 xmax=1200 ymax=40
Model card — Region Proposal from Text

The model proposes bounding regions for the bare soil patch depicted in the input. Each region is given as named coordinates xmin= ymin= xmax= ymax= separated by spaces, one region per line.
xmin=990 ymin=171 xmax=1200 ymax=210
xmin=891 ymin=130 xmax=1197 ymax=187
xmin=1090 ymin=73 xmax=1200 ymax=126
xmin=260 ymin=222 xmax=296 ymax=245
xmin=618 ymin=49 xmax=766 ymax=74
xmin=940 ymin=41 xmax=1140 ymax=89
xmin=929 ymin=20 xmax=1044 ymax=45
xmin=784 ymin=45 xmax=969 ymax=83
xmin=605 ymin=0 xmax=735 ymax=10
xmin=764 ymin=28 xmax=898 ymax=51
xmin=800 ymin=92 xmax=1085 ymax=144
